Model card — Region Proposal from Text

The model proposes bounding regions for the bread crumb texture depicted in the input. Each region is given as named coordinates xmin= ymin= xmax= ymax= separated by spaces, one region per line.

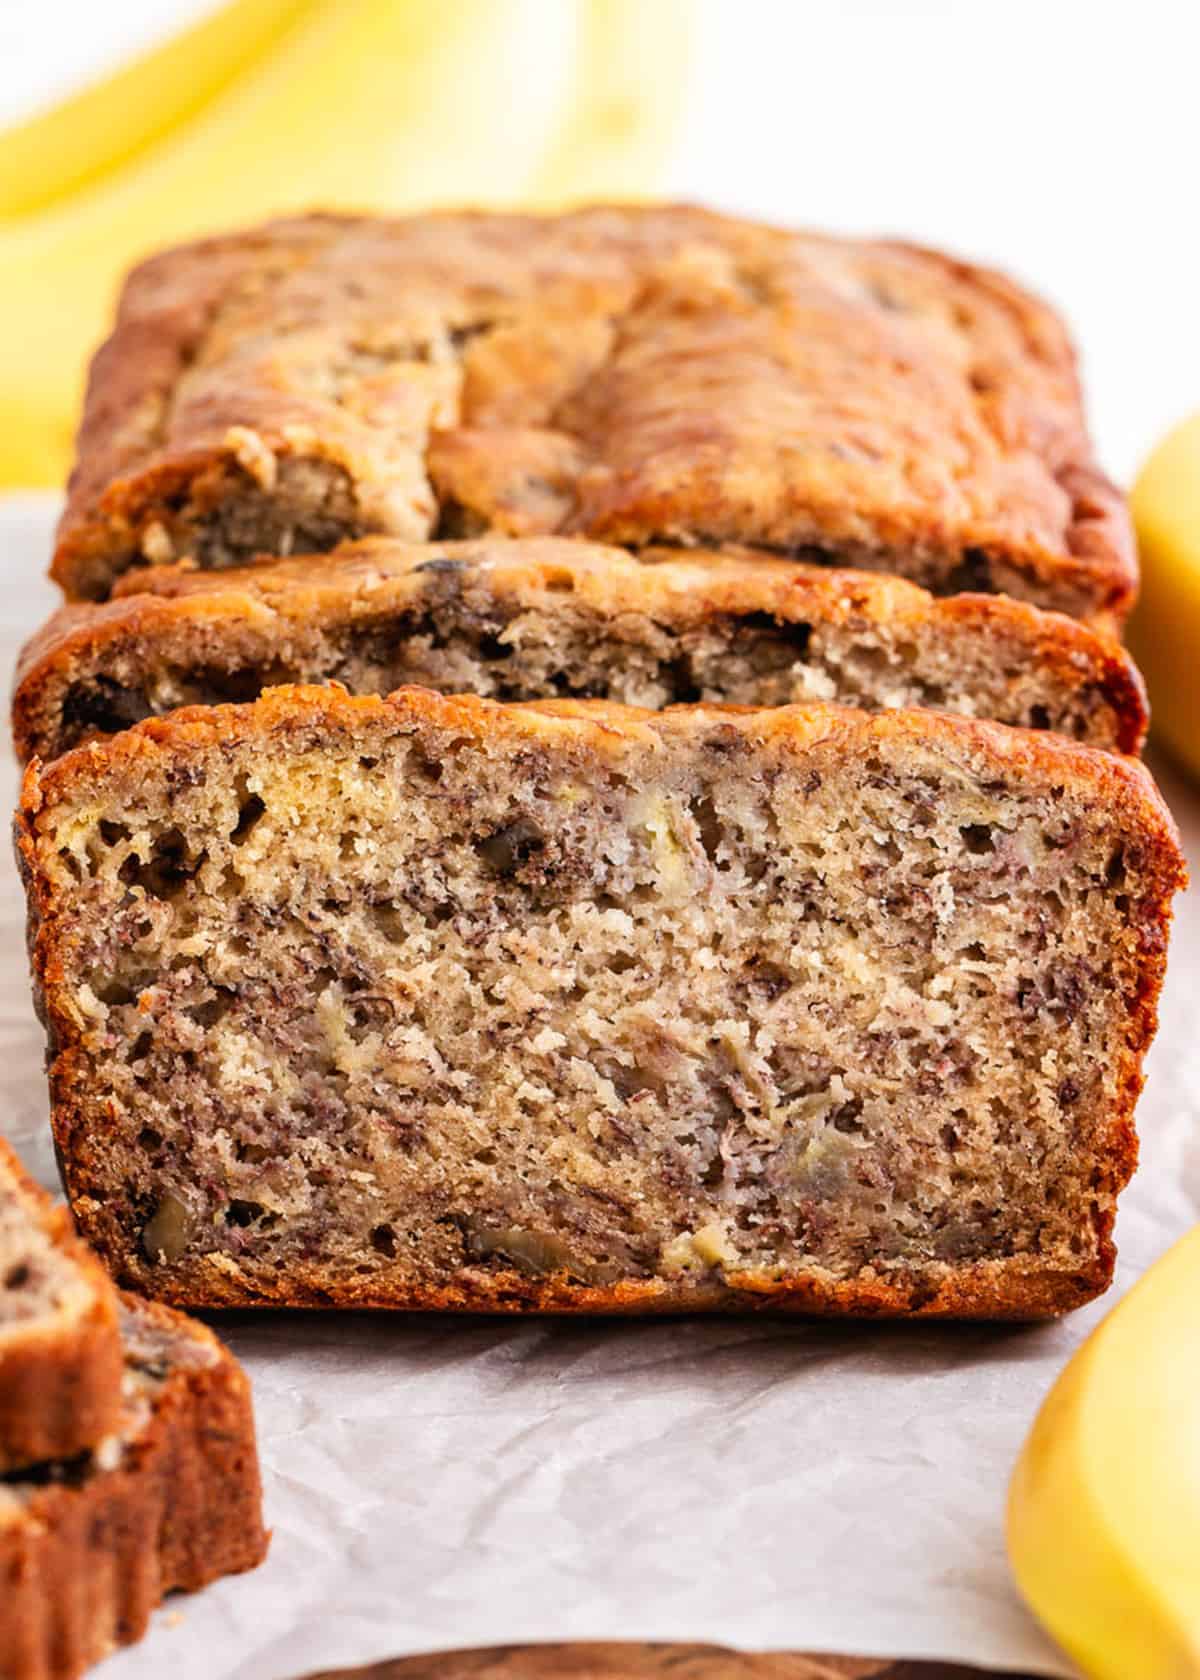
xmin=18 ymin=688 xmax=1184 ymax=1318
xmin=15 ymin=539 xmax=1147 ymax=766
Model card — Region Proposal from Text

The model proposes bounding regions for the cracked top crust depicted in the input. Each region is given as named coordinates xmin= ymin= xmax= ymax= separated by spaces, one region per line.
xmin=53 ymin=205 xmax=1134 ymax=621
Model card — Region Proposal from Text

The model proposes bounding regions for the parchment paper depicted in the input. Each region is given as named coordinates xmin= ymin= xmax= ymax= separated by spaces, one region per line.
xmin=3 ymin=495 xmax=1196 ymax=1680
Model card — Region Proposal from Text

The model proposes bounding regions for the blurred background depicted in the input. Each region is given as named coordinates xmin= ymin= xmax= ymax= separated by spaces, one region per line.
xmin=2 ymin=0 xmax=1198 ymax=492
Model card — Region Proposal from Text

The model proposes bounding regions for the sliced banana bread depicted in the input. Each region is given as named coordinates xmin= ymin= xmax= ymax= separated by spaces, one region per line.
xmin=15 ymin=539 xmax=1147 ymax=765
xmin=1 ymin=1294 xmax=266 ymax=1680
xmin=0 ymin=1140 xmax=123 ymax=1473
xmin=52 ymin=206 xmax=1133 ymax=623
xmin=18 ymin=687 xmax=1183 ymax=1318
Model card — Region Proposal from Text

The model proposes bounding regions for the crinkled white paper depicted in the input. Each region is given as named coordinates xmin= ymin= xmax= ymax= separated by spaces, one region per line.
xmin=2 ymin=496 xmax=1196 ymax=1680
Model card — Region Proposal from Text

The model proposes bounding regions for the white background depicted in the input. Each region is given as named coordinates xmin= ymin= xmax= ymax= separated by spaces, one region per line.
xmin=2 ymin=6 xmax=1199 ymax=1676
xmin=4 ymin=0 xmax=1200 ymax=484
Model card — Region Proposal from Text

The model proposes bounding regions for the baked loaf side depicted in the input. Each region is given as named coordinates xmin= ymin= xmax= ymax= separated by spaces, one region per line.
xmin=0 ymin=1140 xmax=123 ymax=1474
xmin=52 ymin=206 xmax=1133 ymax=622
xmin=0 ymin=1295 xmax=266 ymax=1680
xmin=15 ymin=539 xmax=1147 ymax=765
xmin=18 ymin=689 xmax=1183 ymax=1318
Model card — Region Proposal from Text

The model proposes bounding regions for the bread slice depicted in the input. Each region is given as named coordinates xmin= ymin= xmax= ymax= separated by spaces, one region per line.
xmin=51 ymin=206 xmax=1134 ymax=624
xmin=1 ymin=1293 xmax=266 ymax=1680
xmin=15 ymin=539 xmax=1147 ymax=766
xmin=0 ymin=1140 xmax=123 ymax=1473
xmin=17 ymin=687 xmax=1184 ymax=1319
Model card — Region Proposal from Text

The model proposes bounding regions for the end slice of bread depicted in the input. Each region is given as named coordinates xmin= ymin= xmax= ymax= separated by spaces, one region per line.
xmin=0 ymin=1140 xmax=123 ymax=1473
xmin=0 ymin=1294 xmax=267 ymax=1680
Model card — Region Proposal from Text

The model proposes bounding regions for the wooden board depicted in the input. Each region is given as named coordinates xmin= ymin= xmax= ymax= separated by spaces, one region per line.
xmin=300 ymin=1643 xmax=1045 ymax=1679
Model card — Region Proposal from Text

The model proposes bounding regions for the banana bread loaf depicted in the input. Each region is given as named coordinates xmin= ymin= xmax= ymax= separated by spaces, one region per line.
xmin=52 ymin=206 xmax=1134 ymax=624
xmin=18 ymin=687 xmax=1183 ymax=1318
xmin=0 ymin=1139 xmax=123 ymax=1473
xmin=0 ymin=1294 xmax=266 ymax=1680
xmin=15 ymin=538 xmax=1147 ymax=764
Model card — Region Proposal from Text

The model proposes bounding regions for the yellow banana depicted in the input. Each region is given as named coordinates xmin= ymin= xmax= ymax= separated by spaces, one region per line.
xmin=0 ymin=0 xmax=313 ymax=217
xmin=527 ymin=0 xmax=693 ymax=207
xmin=1007 ymin=1226 xmax=1200 ymax=1678
xmin=1129 ymin=413 xmax=1200 ymax=783
xmin=0 ymin=0 xmax=690 ymax=488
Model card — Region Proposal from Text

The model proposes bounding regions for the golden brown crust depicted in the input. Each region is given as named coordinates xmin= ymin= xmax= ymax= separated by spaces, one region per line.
xmin=18 ymin=687 xmax=1185 ymax=1321
xmin=22 ymin=679 xmax=1181 ymax=828
xmin=0 ymin=1295 xmax=267 ymax=1680
xmin=298 ymin=1642 xmax=1038 ymax=1680
xmin=0 ymin=1140 xmax=124 ymax=1473
xmin=52 ymin=207 xmax=1134 ymax=621
xmin=71 ymin=1246 xmax=1110 ymax=1321
xmin=15 ymin=537 xmax=1148 ymax=764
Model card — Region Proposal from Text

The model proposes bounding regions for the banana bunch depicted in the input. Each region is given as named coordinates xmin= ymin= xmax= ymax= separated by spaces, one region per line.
xmin=1130 ymin=414 xmax=1200 ymax=782
xmin=0 ymin=0 xmax=691 ymax=487
xmin=1008 ymin=1226 xmax=1200 ymax=1677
